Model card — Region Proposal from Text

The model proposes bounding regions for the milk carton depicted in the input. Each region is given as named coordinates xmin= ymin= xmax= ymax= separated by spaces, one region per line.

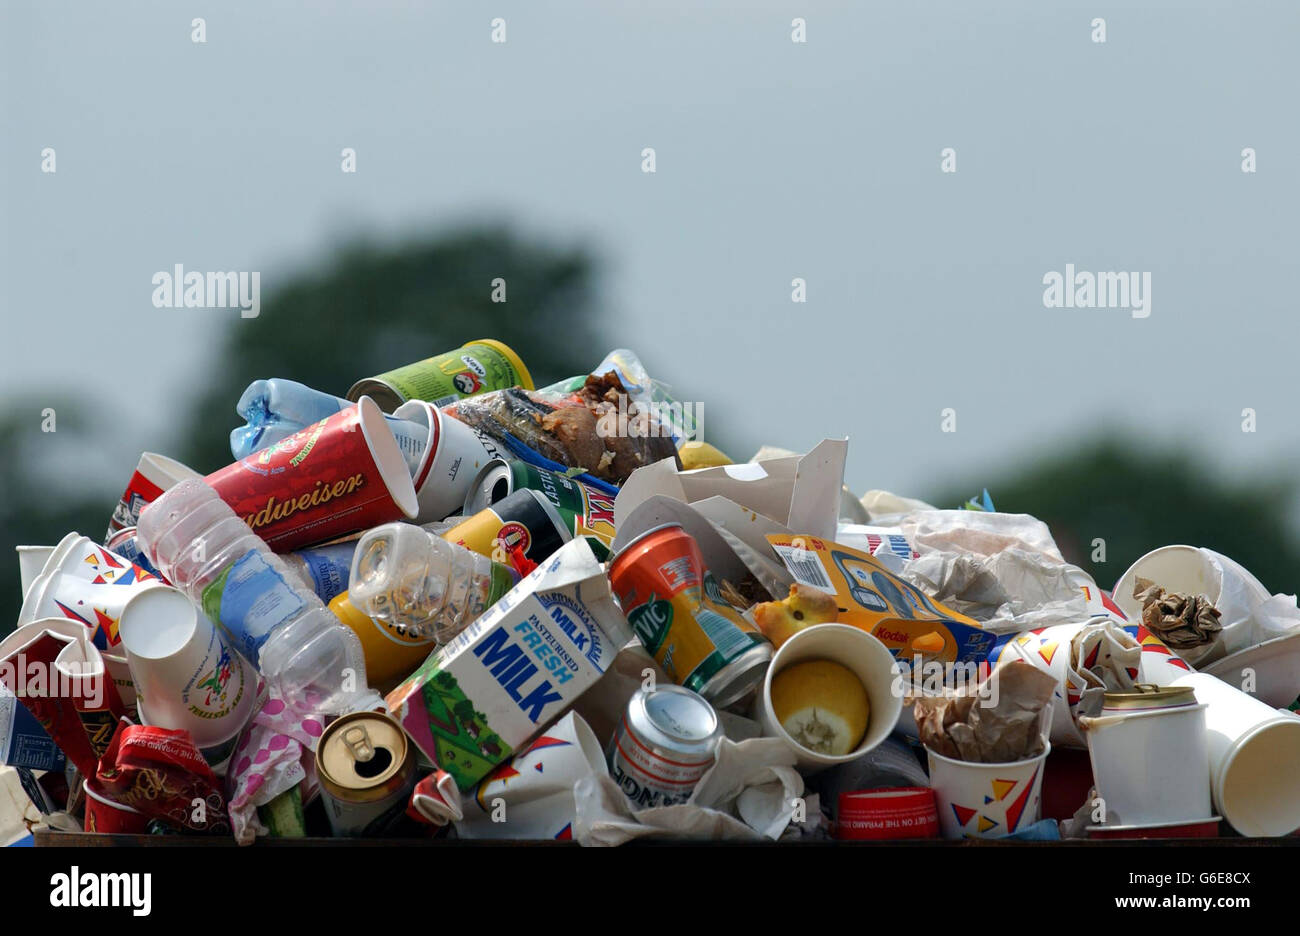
xmin=386 ymin=537 xmax=632 ymax=790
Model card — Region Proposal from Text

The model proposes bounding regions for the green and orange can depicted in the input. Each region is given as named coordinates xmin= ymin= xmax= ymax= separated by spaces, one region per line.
xmin=609 ymin=523 xmax=771 ymax=709
xmin=347 ymin=339 xmax=533 ymax=413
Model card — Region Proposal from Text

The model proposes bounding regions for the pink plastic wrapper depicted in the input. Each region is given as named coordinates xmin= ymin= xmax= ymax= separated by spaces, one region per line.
xmin=224 ymin=694 xmax=326 ymax=845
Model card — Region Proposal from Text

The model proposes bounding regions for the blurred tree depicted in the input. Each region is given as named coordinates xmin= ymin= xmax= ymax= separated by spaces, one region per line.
xmin=934 ymin=438 xmax=1300 ymax=595
xmin=181 ymin=227 xmax=607 ymax=473
xmin=1 ymin=401 xmax=108 ymax=632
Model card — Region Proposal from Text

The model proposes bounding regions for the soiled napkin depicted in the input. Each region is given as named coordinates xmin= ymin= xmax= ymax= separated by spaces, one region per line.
xmin=914 ymin=662 xmax=1057 ymax=763
xmin=1133 ymin=577 xmax=1223 ymax=649
xmin=572 ymin=737 xmax=819 ymax=846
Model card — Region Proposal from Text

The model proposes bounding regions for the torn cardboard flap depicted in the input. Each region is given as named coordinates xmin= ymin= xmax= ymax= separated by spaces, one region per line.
xmin=614 ymin=439 xmax=847 ymax=542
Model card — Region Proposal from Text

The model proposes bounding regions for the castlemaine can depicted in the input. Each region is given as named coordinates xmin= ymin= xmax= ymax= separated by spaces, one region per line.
xmin=443 ymin=488 xmax=572 ymax=569
xmin=609 ymin=523 xmax=771 ymax=709
xmin=607 ymin=684 xmax=721 ymax=810
xmin=464 ymin=458 xmax=616 ymax=554
xmin=347 ymin=339 xmax=533 ymax=413
xmin=316 ymin=711 xmax=417 ymax=837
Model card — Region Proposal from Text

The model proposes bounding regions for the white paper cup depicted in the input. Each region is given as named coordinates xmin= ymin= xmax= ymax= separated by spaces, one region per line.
xmin=393 ymin=400 xmax=493 ymax=523
xmin=458 ymin=711 xmax=607 ymax=839
xmin=1080 ymin=704 xmax=1211 ymax=826
xmin=1113 ymin=545 xmax=1271 ymax=667
xmin=107 ymin=452 xmax=203 ymax=539
xmin=927 ymin=738 xmax=1051 ymax=839
xmin=16 ymin=546 xmax=54 ymax=598
xmin=757 ymin=623 xmax=902 ymax=773
xmin=118 ymin=585 xmax=256 ymax=751
xmin=17 ymin=539 xmax=163 ymax=640
xmin=1164 ymin=672 xmax=1300 ymax=836
xmin=1200 ymin=630 xmax=1300 ymax=709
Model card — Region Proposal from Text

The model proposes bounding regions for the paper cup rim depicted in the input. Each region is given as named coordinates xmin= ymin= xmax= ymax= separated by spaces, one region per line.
xmin=1202 ymin=628 xmax=1300 ymax=674
xmin=83 ymin=780 xmax=143 ymax=815
xmin=356 ymin=395 xmax=420 ymax=519
xmin=136 ymin=452 xmax=203 ymax=486
xmin=1081 ymin=702 xmax=1208 ymax=727
xmin=1086 ymin=815 xmax=1220 ymax=834
xmin=925 ymin=737 xmax=1053 ymax=771
xmin=117 ymin=586 xmax=201 ymax=661
xmin=1213 ymin=712 xmax=1300 ymax=836
xmin=393 ymin=399 xmax=440 ymax=494
xmin=762 ymin=623 xmax=903 ymax=766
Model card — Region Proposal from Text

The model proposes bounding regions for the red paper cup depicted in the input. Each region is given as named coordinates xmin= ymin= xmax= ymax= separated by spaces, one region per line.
xmin=206 ymin=396 xmax=419 ymax=552
xmin=106 ymin=453 xmax=202 ymax=541
xmin=1086 ymin=816 xmax=1221 ymax=840
xmin=84 ymin=779 xmax=151 ymax=834
xmin=836 ymin=787 xmax=939 ymax=840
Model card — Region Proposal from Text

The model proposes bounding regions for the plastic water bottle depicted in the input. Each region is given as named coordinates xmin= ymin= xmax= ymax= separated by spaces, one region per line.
xmin=136 ymin=478 xmax=383 ymax=715
xmin=349 ymin=523 xmax=519 ymax=645
xmin=283 ymin=541 xmax=358 ymax=604
xmin=231 ymin=378 xmax=428 ymax=475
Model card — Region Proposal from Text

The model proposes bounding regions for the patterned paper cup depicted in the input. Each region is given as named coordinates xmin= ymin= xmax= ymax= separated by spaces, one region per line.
xmin=927 ymin=738 xmax=1051 ymax=839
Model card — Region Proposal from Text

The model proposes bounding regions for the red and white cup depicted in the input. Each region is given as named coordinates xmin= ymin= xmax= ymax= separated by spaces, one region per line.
xmin=392 ymin=400 xmax=493 ymax=523
xmin=206 ymin=396 xmax=419 ymax=552
xmin=107 ymin=453 xmax=203 ymax=542
xmin=836 ymin=787 xmax=940 ymax=840
xmin=84 ymin=779 xmax=151 ymax=834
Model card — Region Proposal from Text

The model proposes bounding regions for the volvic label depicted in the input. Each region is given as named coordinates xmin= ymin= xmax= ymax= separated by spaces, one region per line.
xmin=201 ymin=551 xmax=307 ymax=663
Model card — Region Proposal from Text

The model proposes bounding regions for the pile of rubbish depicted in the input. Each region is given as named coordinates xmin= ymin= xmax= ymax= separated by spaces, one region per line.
xmin=6 ymin=339 xmax=1300 ymax=846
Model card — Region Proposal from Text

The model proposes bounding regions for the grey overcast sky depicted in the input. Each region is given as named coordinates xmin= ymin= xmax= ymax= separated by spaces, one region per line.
xmin=3 ymin=0 xmax=1298 ymax=503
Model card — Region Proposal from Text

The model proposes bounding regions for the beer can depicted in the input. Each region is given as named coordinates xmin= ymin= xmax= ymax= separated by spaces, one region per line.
xmin=607 ymin=685 xmax=721 ymax=810
xmin=609 ymin=523 xmax=771 ymax=709
xmin=442 ymin=488 xmax=572 ymax=568
xmin=464 ymin=459 xmax=616 ymax=554
xmin=316 ymin=711 xmax=417 ymax=837
xmin=347 ymin=339 xmax=533 ymax=413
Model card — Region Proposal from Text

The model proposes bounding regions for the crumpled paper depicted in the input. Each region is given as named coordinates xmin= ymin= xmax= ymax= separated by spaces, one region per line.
xmin=572 ymin=737 xmax=814 ymax=846
xmin=1134 ymin=577 xmax=1222 ymax=649
xmin=224 ymin=692 xmax=325 ymax=846
xmin=914 ymin=662 xmax=1057 ymax=763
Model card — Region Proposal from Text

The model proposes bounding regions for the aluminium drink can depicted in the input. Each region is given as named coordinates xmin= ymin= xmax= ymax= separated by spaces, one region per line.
xmin=315 ymin=711 xmax=417 ymax=837
xmin=608 ymin=523 xmax=771 ymax=709
xmin=347 ymin=339 xmax=533 ymax=413
xmin=607 ymin=685 xmax=721 ymax=809
xmin=464 ymin=458 xmax=616 ymax=555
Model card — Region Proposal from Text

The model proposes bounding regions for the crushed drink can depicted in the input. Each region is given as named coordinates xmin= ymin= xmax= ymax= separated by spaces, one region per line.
xmin=347 ymin=339 xmax=533 ymax=412
xmin=465 ymin=458 xmax=616 ymax=557
xmin=609 ymin=523 xmax=771 ymax=709
xmin=607 ymin=685 xmax=720 ymax=809
xmin=315 ymin=711 xmax=417 ymax=837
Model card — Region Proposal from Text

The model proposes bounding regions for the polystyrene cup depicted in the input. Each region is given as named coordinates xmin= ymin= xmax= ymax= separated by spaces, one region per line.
xmin=927 ymin=738 xmax=1051 ymax=839
xmin=118 ymin=585 xmax=256 ymax=750
xmin=1170 ymin=671 xmax=1300 ymax=836
xmin=757 ymin=623 xmax=902 ymax=773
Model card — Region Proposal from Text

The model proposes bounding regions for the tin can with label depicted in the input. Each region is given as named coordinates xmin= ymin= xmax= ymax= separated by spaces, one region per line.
xmin=609 ymin=523 xmax=771 ymax=709
xmin=607 ymin=685 xmax=721 ymax=809
xmin=464 ymin=459 xmax=616 ymax=556
xmin=104 ymin=526 xmax=166 ymax=583
xmin=316 ymin=711 xmax=417 ymax=837
xmin=442 ymin=488 xmax=572 ymax=569
xmin=347 ymin=339 xmax=533 ymax=413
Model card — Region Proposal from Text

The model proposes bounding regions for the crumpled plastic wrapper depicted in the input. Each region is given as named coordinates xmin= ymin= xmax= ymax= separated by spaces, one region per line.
xmin=858 ymin=489 xmax=939 ymax=525
xmin=902 ymin=548 xmax=1092 ymax=635
xmin=1133 ymin=578 xmax=1223 ymax=650
xmin=913 ymin=662 xmax=1057 ymax=763
xmin=572 ymin=737 xmax=819 ymax=846
xmin=902 ymin=510 xmax=1067 ymax=564
xmin=225 ymin=693 xmax=325 ymax=846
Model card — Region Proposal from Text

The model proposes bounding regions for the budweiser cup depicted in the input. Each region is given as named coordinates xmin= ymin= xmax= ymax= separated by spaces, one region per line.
xmin=206 ymin=396 xmax=419 ymax=552
xmin=107 ymin=453 xmax=202 ymax=541
xmin=118 ymin=585 xmax=257 ymax=755
xmin=392 ymin=400 xmax=492 ymax=523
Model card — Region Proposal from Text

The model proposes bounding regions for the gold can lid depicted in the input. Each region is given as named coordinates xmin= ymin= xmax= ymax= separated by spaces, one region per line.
xmin=1101 ymin=684 xmax=1197 ymax=711
xmin=316 ymin=711 xmax=409 ymax=793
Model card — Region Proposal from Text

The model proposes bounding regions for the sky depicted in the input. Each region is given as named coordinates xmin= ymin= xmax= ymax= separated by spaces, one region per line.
xmin=3 ymin=0 xmax=1298 ymax=504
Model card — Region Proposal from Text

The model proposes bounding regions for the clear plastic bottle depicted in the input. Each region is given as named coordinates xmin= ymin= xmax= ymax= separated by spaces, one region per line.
xmin=231 ymin=377 xmax=429 ymax=476
xmin=349 ymin=523 xmax=519 ymax=645
xmin=136 ymin=478 xmax=383 ymax=715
